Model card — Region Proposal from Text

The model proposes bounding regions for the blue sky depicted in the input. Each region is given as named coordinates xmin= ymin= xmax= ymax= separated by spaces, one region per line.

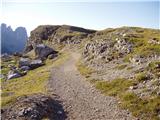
xmin=1 ymin=0 xmax=159 ymax=35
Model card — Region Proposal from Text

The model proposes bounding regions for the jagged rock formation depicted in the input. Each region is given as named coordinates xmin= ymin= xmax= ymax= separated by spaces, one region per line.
xmin=1 ymin=23 xmax=28 ymax=54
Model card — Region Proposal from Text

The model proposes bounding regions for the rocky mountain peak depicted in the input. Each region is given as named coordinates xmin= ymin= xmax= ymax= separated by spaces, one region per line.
xmin=1 ymin=23 xmax=28 ymax=54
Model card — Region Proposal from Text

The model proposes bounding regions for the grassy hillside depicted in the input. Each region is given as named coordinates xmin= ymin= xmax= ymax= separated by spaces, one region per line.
xmin=1 ymin=52 xmax=69 ymax=107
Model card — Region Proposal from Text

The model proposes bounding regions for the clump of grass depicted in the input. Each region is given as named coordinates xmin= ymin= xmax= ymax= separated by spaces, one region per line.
xmin=76 ymin=60 xmax=94 ymax=78
xmin=134 ymin=44 xmax=160 ymax=57
xmin=115 ymin=64 xmax=127 ymax=70
xmin=135 ymin=72 xmax=148 ymax=82
xmin=147 ymin=61 xmax=160 ymax=77
xmin=147 ymin=61 xmax=160 ymax=72
xmin=95 ymin=78 xmax=134 ymax=96
xmin=126 ymin=66 xmax=134 ymax=70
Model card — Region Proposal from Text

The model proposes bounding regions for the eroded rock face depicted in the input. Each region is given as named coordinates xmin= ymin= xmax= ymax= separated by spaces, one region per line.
xmin=1 ymin=94 xmax=66 ymax=120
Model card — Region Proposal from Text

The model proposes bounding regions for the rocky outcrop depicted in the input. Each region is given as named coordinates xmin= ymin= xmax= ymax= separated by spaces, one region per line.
xmin=83 ymin=38 xmax=133 ymax=66
xmin=1 ymin=23 xmax=28 ymax=54
xmin=82 ymin=27 xmax=160 ymax=67
xmin=25 ymin=25 xmax=96 ymax=52
xmin=1 ymin=94 xmax=66 ymax=120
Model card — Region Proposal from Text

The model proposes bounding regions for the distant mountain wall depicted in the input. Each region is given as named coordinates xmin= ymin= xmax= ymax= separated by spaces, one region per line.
xmin=1 ymin=23 xmax=28 ymax=54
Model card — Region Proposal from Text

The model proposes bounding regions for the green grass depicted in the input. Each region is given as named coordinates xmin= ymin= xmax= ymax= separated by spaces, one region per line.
xmin=115 ymin=64 xmax=127 ymax=70
xmin=0 ymin=56 xmax=18 ymax=75
xmin=1 ymin=52 xmax=69 ymax=107
xmin=95 ymin=78 xmax=160 ymax=119
xmin=120 ymin=93 xmax=160 ymax=120
xmin=147 ymin=61 xmax=160 ymax=78
xmin=76 ymin=60 xmax=94 ymax=78
xmin=95 ymin=78 xmax=134 ymax=96
xmin=135 ymin=72 xmax=148 ymax=82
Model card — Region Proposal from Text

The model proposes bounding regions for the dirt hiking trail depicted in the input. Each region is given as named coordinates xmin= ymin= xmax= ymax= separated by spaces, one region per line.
xmin=48 ymin=51 xmax=135 ymax=120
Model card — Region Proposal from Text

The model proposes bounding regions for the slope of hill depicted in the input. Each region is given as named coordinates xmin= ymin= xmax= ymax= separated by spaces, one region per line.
xmin=1 ymin=25 xmax=160 ymax=120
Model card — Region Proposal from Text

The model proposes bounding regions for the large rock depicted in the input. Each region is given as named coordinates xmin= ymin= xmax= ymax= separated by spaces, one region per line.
xmin=19 ymin=58 xmax=31 ymax=67
xmin=19 ymin=66 xmax=30 ymax=71
xmin=1 ymin=93 xmax=66 ymax=120
xmin=29 ymin=59 xmax=44 ymax=69
xmin=7 ymin=73 xmax=21 ymax=80
xmin=19 ymin=57 xmax=44 ymax=70
xmin=35 ymin=44 xmax=58 ymax=60
xmin=7 ymin=70 xmax=21 ymax=80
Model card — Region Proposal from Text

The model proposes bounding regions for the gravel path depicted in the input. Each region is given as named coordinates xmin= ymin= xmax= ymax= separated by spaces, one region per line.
xmin=48 ymin=52 xmax=135 ymax=120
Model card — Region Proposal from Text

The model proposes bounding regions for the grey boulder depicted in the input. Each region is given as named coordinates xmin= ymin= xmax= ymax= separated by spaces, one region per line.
xmin=30 ymin=59 xmax=44 ymax=69
xmin=35 ymin=44 xmax=58 ymax=59
xmin=19 ymin=66 xmax=30 ymax=71
xmin=7 ymin=70 xmax=21 ymax=80
xmin=7 ymin=73 xmax=21 ymax=80
xmin=19 ymin=58 xmax=31 ymax=67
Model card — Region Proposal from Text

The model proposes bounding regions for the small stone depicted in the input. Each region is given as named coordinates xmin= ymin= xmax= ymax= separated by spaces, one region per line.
xmin=57 ymin=111 xmax=63 ymax=114
xmin=129 ymin=86 xmax=137 ymax=90
xmin=26 ymin=107 xmax=32 ymax=112
xmin=18 ymin=109 xmax=25 ymax=117
xmin=31 ymin=114 xmax=38 ymax=118
xmin=157 ymin=91 xmax=160 ymax=96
